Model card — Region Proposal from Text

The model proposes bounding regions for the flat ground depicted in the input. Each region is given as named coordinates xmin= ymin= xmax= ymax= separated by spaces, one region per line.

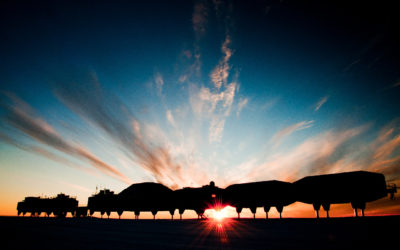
xmin=2 ymin=216 xmax=398 ymax=249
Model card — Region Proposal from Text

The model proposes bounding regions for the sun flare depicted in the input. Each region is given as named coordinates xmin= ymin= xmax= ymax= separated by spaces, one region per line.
xmin=212 ymin=209 xmax=229 ymax=221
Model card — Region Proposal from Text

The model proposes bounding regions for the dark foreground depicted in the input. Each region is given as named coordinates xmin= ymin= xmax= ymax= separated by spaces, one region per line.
xmin=2 ymin=216 xmax=398 ymax=249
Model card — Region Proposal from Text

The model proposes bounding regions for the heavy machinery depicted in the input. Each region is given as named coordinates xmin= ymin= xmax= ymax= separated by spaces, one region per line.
xmin=87 ymin=189 xmax=119 ymax=218
xmin=174 ymin=181 xmax=223 ymax=220
xmin=18 ymin=171 xmax=398 ymax=219
xmin=293 ymin=171 xmax=391 ymax=218
xmin=117 ymin=182 xmax=175 ymax=220
xmin=224 ymin=180 xmax=295 ymax=219
xmin=17 ymin=193 xmax=79 ymax=218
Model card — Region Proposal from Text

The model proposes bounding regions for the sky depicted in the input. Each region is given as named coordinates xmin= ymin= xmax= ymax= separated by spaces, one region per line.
xmin=0 ymin=0 xmax=399 ymax=218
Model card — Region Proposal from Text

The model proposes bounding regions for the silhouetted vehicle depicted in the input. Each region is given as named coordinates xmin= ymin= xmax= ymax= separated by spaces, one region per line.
xmin=17 ymin=193 xmax=78 ymax=218
xmin=224 ymin=180 xmax=295 ymax=219
xmin=17 ymin=171 xmax=397 ymax=219
xmin=118 ymin=182 xmax=175 ymax=220
xmin=174 ymin=181 xmax=223 ymax=219
xmin=17 ymin=197 xmax=47 ymax=217
xmin=293 ymin=171 xmax=390 ymax=217
xmin=88 ymin=189 xmax=119 ymax=218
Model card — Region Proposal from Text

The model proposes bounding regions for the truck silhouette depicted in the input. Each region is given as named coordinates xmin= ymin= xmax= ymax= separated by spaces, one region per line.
xmin=17 ymin=193 xmax=79 ymax=218
xmin=17 ymin=171 xmax=397 ymax=219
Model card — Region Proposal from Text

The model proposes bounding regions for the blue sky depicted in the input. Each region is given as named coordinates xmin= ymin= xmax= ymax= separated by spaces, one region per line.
xmin=1 ymin=0 xmax=399 ymax=216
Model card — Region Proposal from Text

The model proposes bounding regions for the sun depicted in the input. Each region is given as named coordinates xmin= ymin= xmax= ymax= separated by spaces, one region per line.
xmin=212 ymin=209 xmax=228 ymax=221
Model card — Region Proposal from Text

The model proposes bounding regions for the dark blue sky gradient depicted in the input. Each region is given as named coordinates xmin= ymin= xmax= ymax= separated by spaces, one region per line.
xmin=1 ymin=1 xmax=399 ymax=113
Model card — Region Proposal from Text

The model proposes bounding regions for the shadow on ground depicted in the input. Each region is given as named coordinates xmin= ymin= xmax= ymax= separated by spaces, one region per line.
xmin=3 ymin=216 xmax=398 ymax=249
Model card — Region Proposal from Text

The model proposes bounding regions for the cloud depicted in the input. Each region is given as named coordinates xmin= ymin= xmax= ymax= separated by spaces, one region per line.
xmin=192 ymin=1 xmax=208 ymax=38
xmin=263 ymin=98 xmax=278 ymax=109
xmin=317 ymin=123 xmax=400 ymax=185
xmin=191 ymin=81 xmax=237 ymax=143
xmin=314 ymin=96 xmax=329 ymax=111
xmin=236 ymin=119 xmax=400 ymax=193
xmin=57 ymin=180 xmax=93 ymax=193
xmin=0 ymin=131 xmax=86 ymax=172
xmin=154 ymin=72 xmax=164 ymax=96
xmin=187 ymin=1 xmax=242 ymax=144
xmin=222 ymin=81 xmax=236 ymax=115
xmin=190 ymin=34 xmax=237 ymax=143
xmin=236 ymin=97 xmax=248 ymax=117
xmin=209 ymin=116 xmax=225 ymax=143
xmin=210 ymin=35 xmax=232 ymax=90
xmin=245 ymin=124 xmax=369 ymax=183
xmin=183 ymin=50 xmax=192 ymax=59
xmin=373 ymin=134 xmax=400 ymax=160
xmin=367 ymin=125 xmax=400 ymax=180
xmin=131 ymin=119 xmax=141 ymax=140
xmin=0 ymin=93 xmax=130 ymax=183
xmin=271 ymin=120 xmax=314 ymax=147
xmin=53 ymin=72 xmax=210 ymax=188
xmin=166 ymin=109 xmax=176 ymax=128
xmin=178 ymin=74 xmax=188 ymax=83
xmin=198 ymin=86 xmax=224 ymax=113
xmin=1 ymin=73 xmax=211 ymax=189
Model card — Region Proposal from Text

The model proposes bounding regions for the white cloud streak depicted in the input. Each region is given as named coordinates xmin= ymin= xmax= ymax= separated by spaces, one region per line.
xmin=155 ymin=72 xmax=164 ymax=96
xmin=237 ymin=97 xmax=248 ymax=117
xmin=271 ymin=120 xmax=314 ymax=147
xmin=210 ymin=36 xmax=232 ymax=90
xmin=191 ymin=82 xmax=237 ymax=143
xmin=314 ymin=96 xmax=329 ymax=111
xmin=1 ymin=94 xmax=131 ymax=184
xmin=166 ymin=109 xmax=176 ymax=128
xmin=245 ymin=124 xmax=369 ymax=183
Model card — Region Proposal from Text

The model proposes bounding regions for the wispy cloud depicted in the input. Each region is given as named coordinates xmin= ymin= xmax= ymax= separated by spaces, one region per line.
xmin=245 ymin=124 xmax=369 ymax=183
xmin=1 ymin=93 xmax=130 ymax=183
xmin=314 ymin=96 xmax=329 ymax=111
xmin=0 ymin=131 xmax=90 ymax=173
xmin=178 ymin=1 xmax=210 ymax=84
xmin=192 ymin=1 xmax=208 ymax=38
xmin=53 ymin=72 xmax=210 ymax=188
xmin=166 ymin=109 xmax=176 ymax=128
xmin=187 ymin=0 xmax=242 ymax=144
xmin=154 ymin=72 xmax=164 ymax=96
xmin=209 ymin=116 xmax=226 ymax=143
xmin=271 ymin=120 xmax=314 ymax=147
xmin=57 ymin=180 xmax=93 ymax=193
xmin=0 ymin=72 xmax=212 ymax=189
xmin=210 ymin=36 xmax=232 ymax=90
xmin=261 ymin=97 xmax=279 ymax=111
xmin=236 ymin=97 xmax=248 ymax=117
xmin=233 ymin=119 xmax=400 ymax=193
xmin=191 ymin=81 xmax=237 ymax=143
xmin=200 ymin=34 xmax=236 ymax=142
